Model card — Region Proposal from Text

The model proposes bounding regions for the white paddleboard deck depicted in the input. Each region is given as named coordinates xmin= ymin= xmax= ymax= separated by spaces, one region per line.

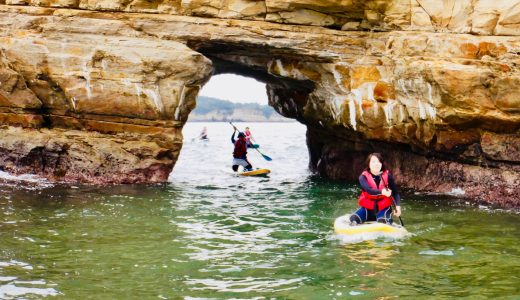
xmin=334 ymin=215 xmax=411 ymax=243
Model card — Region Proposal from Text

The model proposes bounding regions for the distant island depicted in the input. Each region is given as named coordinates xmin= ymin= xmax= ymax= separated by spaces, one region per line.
xmin=188 ymin=96 xmax=293 ymax=122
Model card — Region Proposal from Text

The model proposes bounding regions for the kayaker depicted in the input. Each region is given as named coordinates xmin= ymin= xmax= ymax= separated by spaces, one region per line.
xmin=245 ymin=127 xmax=256 ymax=148
xmin=349 ymin=153 xmax=401 ymax=225
xmin=231 ymin=129 xmax=253 ymax=172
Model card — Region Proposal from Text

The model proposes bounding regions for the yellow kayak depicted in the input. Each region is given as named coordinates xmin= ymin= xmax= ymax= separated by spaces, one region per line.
xmin=334 ymin=215 xmax=410 ymax=243
xmin=239 ymin=168 xmax=271 ymax=177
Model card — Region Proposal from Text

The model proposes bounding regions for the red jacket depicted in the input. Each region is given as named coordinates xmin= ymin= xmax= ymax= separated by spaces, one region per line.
xmin=358 ymin=170 xmax=392 ymax=210
xmin=233 ymin=138 xmax=247 ymax=159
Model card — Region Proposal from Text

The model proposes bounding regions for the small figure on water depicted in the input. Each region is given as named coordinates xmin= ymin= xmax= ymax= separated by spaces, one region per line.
xmin=199 ymin=126 xmax=209 ymax=141
xmin=244 ymin=127 xmax=256 ymax=148
xmin=349 ymin=153 xmax=402 ymax=225
xmin=231 ymin=128 xmax=253 ymax=172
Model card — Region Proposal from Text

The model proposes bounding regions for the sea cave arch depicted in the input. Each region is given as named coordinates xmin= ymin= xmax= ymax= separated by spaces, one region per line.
xmin=192 ymin=44 xmax=317 ymax=122
xmin=0 ymin=7 xmax=518 ymax=207
xmin=186 ymin=43 xmax=392 ymax=182
xmin=182 ymin=40 xmax=520 ymax=209
xmin=182 ymin=43 xmax=321 ymax=167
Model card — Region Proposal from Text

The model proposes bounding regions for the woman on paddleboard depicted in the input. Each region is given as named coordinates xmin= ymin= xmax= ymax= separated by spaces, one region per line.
xmin=244 ymin=127 xmax=256 ymax=148
xmin=349 ymin=153 xmax=401 ymax=225
xmin=231 ymin=129 xmax=253 ymax=172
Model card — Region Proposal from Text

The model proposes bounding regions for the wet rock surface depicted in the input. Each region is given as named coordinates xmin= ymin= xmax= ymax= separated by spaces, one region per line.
xmin=307 ymin=127 xmax=519 ymax=208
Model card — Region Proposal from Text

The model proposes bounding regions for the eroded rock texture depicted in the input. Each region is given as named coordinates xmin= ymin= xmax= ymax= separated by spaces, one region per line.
xmin=0 ymin=1 xmax=519 ymax=207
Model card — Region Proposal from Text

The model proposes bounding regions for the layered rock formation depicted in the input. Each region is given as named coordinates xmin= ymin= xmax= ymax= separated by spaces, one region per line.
xmin=0 ymin=1 xmax=519 ymax=206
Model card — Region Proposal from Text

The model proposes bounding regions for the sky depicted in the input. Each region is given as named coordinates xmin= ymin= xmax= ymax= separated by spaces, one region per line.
xmin=199 ymin=74 xmax=268 ymax=104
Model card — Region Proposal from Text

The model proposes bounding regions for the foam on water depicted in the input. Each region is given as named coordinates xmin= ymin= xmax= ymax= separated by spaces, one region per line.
xmin=336 ymin=229 xmax=411 ymax=244
xmin=0 ymin=260 xmax=33 ymax=270
xmin=449 ymin=187 xmax=466 ymax=196
xmin=334 ymin=216 xmax=411 ymax=244
xmin=0 ymin=283 xmax=59 ymax=298
xmin=419 ymin=250 xmax=454 ymax=256
xmin=0 ymin=171 xmax=52 ymax=188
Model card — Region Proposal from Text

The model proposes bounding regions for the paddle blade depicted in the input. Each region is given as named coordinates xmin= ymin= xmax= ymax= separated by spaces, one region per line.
xmin=262 ymin=154 xmax=272 ymax=161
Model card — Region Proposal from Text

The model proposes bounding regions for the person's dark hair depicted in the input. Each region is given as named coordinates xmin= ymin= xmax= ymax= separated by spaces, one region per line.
xmin=364 ymin=152 xmax=387 ymax=172
xmin=238 ymin=132 xmax=245 ymax=138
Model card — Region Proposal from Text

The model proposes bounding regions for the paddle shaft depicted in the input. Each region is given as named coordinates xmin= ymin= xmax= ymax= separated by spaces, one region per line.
xmin=391 ymin=198 xmax=404 ymax=227
xmin=381 ymin=176 xmax=404 ymax=227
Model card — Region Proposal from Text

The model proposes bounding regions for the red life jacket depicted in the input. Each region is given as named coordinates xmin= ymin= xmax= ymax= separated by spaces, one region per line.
xmin=233 ymin=138 xmax=247 ymax=158
xmin=358 ymin=170 xmax=392 ymax=210
xmin=245 ymin=131 xmax=252 ymax=142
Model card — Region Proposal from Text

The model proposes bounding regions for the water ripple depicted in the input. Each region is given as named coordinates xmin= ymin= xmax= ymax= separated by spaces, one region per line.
xmin=0 ymin=122 xmax=519 ymax=298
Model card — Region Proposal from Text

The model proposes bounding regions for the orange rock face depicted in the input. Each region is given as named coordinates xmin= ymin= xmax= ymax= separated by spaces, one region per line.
xmin=0 ymin=1 xmax=518 ymax=206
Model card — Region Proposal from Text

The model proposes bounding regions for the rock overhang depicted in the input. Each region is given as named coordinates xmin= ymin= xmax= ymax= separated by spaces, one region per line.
xmin=0 ymin=2 xmax=518 ymax=207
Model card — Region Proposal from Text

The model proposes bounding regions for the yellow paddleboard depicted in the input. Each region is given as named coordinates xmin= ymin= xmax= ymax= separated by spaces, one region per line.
xmin=239 ymin=168 xmax=271 ymax=176
xmin=334 ymin=215 xmax=410 ymax=243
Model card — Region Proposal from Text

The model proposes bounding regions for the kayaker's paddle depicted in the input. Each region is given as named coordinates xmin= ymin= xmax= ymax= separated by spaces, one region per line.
xmin=381 ymin=176 xmax=404 ymax=227
xmin=390 ymin=196 xmax=404 ymax=227
xmin=229 ymin=122 xmax=272 ymax=161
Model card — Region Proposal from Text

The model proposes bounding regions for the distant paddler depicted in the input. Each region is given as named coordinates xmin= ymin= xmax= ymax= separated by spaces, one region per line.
xmin=244 ymin=127 xmax=259 ymax=148
xmin=198 ymin=126 xmax=209 ymax=141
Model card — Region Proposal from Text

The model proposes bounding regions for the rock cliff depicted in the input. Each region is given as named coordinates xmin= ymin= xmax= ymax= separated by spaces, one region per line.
xmin=0 ymin=1 xmax=519 ymax=206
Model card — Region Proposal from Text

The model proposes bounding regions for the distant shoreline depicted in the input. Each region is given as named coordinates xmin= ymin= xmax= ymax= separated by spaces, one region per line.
xmin=190 ymin=96 xmax=293 ymax=123
xmin=187 ymin=120 xmax=296 ymax=123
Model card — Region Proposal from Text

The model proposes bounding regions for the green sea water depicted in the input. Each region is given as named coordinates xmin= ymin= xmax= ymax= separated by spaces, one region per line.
xmin=1 ymin=122 xmax=519 ymax=299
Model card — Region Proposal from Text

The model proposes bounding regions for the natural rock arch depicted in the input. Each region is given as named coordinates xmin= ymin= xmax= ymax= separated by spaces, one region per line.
xmin=0 ymin=3 xmax=519 ymax=207
xmin=192 ymin=42 xmax=317 ymax=119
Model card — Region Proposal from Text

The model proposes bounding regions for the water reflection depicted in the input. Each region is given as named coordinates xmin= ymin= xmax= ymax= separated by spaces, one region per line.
xmin=341 ymin=242 xmax=399 ymax=267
